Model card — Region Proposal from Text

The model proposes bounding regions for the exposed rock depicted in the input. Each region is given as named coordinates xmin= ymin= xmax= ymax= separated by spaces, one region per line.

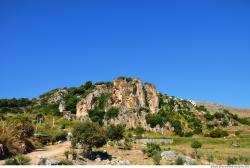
xmin=179 ymin=155 xmax=196 ymax=165
xmin=76 ymin=77 xmax=160 ymax=130
xmin=161 ymin=151 xmax=177 ymax=161
xmin=59 ymin=101 xmax=66 ymax=112
xmin=161 ymin=151 xmax=196 ymax=165
xmin=111 ymin=157 xmax=131 ymax=165
xmin=76 ymin=85 xmax=110 ymax=120
xmin=145 ymin=83 xmax=159 ymax=113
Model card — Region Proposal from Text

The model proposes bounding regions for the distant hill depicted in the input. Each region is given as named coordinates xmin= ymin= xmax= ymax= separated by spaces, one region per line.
xmin=197 ymin=101 xmax=250 ymax=118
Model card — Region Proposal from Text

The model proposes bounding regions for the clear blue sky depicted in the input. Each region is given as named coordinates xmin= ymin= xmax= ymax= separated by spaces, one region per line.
xmin=0 ymin=0 xmax=250 ymax=108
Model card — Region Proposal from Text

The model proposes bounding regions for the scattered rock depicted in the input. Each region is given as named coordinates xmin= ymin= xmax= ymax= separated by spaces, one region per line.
xmin=111 ymin=157 xmax=131 ymax=165
xmin=161 ymin=151 xmax=177 ymax=161
xmin=231 ymin=141 xmax=240 ymax=147
xmin=161 ymin=151 xmax=196 ymax=165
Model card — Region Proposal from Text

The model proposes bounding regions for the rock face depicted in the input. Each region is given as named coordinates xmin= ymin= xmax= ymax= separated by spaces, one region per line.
xmin=76 ymin=77 xmax=159 ymax=130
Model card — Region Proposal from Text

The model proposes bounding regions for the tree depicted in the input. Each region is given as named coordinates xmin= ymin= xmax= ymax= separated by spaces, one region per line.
xmin=191 ymin=140 xmax=202 ymax=158
xmin=71 ymin=122 xmax=107 ymax=156
xmin=106 ymin=124 xmax=124 ymax=141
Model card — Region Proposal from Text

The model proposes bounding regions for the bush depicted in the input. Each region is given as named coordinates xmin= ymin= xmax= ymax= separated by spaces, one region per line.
xmin=71 ymin=150 xmax=77 ymax=160
xmin=65 ymin=95 xmax=78 ymax=114
xmin=195 ymin=105 xmax=207 ymax=112
xmin=143 ymin=143 xmax=161 ymax=157
xmin=206 ymin=124 xmax=214 ymax=130
xmin=59 ymin=159 xmax=73 ymax=165
xmin=184 ymin=131 xmax=194 ymax=137
xmin=204 ymin=112 xmax=214 ymax=121
xmin=191 ymin=140 xmax=202 ymax=149
xmin=221 ymin=119 xmax=229 ymax=127
xmin=64 ymin=150 xmax=70 ymax=160
xmin=105 ymin=107 xmax=119 ymax=120
xmin=175 ymin=156 xmax=184 ymax=165
xmin=172 ymin=120 xmax=183 ymax=136
xmin=106 ymin=124 xmax=125 ymax=141
xmin=5 ymin=155 xmax=31 ymax=165
xmin=134 ymin=126 xmax=145 ymax=135
xmin=152 ymin=151 xmax=161 ymax=165
xmin=191 ymin=140 xmax=202 ymax=157
xmin=227 ymin=156 xmax=237 ymax=165
xmin=214 ymin=112 xmax=225 ymax=120
xmin=88 ymin=108 xmax=105 ymax=124
xmin=209 ymin=129 xmax=229 ymax=138
xmin=146 ymin=113 xmax=163 ymax=128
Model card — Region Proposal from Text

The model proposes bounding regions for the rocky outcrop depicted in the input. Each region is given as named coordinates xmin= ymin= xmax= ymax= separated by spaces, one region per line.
xmin=76 ymin=77 xmax=160 ymax=130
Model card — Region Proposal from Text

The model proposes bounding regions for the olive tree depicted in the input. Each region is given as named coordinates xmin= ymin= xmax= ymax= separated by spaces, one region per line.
xmin=71 ymin=122 xmax=107 ymax=157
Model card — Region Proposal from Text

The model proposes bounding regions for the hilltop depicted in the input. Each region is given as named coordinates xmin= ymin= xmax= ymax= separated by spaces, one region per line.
xmin=1 ymin=76 xmax=249 ymax=136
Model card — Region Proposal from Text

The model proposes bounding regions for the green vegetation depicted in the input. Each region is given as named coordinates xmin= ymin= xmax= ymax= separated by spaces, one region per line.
xmin=209 ymin=129 xmax=229 ymax=138
xmin=106 ymin=124 xmax=125 ymax=141
xmin=31 ymin=104 xmax=61 ymax=116
xmin=71 ymin=122 xmax=107 ymax=156
xmin=152 ymin=151 xmax=161 ymax=165
xmin=143 ymin=143 xmax=161 ymax=157
xmin=191 ymin=140 xmax=202 ymax=157
xmin=175 ymin=156 xmax=184 ymax=165
xmin=5 ymin=155 xmax=31 ymax=165
xmin=59 ymin=159 xmax=73 ymax=165
xmin=227 ymin=156 xmax=238 ymax=165
xmin=88 ymin=93 xmax=111 ymax=124
xmin=105 ymin=107 xmax=119 ymax=120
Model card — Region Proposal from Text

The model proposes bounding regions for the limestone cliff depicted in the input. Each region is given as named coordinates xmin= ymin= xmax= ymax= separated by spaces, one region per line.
xmin=76 ymin=77 xmax=159 ymax=130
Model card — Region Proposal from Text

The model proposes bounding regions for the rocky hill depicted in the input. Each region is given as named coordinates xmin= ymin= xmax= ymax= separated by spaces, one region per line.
xmin=1 ymin=77 xmax=249 ymax=136
xmin=31 ymin=77 xmax=250 ymax=136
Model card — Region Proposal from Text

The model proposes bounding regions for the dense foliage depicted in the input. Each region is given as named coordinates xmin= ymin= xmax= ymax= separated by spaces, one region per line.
xmin=71 ymin=122 xmax=107 ymax=154
xmin=106 ymin=124 xmax=125 ymax=141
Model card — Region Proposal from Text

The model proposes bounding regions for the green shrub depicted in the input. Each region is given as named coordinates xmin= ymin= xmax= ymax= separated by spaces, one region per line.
xmin=146 ymin=113 xmax=163 ymax=128
xmin=106 ymin=124 xmax=125 ymax=141
xmin=65 ymin=95 xmax=78 ymax=114
xmin=221 ymin=119 xmax=229 ymax=127
xmin=134 ymin=126 xmax=145 ymax=135
xmin=5 ymin=155 xmax=31 ymax=165
xmin=59 ymin=159 xmax=73 ymax=165
xmin=191 ymin=140 xmax=202 ymax=149
xmin=204 ymin=112 xmax=214 ymax=121
xmin=209 ymin=129 xmax=229 ymax=138
xmin=191 ymin=140 xmax=202 ymax=158
xmin=206 ymin=124 xmax=214 ymax=130
xmin=227 ymin=156 xmax=237 ymax=165
xmin=195 ymin=105 xmax=207 ymax=112
xmin=143 ymin=143 xmax=161 ymax=157
xmin=214 ymin=112 xmax=225 ymax=120
xmin=184 ymin=131 xmax=194 ymax=137
xmin=71 ymin=150 xmax=77 ymax=160
xmin=105 ymin=107 xmax=119 ymax=120
xmin=152 ymin=151 xmax=161 ymax=165
xmin=88 ymin=108 xmax=105 ymax=124
xmin=172 ymin=120 xmax=183 ymax=136
xmin=64 ymin=150 xmax=70 ymax=160
xmin=175 ymin=156 xmax=184 ymax=165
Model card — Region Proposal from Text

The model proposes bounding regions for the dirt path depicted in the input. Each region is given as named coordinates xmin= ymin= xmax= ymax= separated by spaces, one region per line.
xmin=0 ymin=142 xmax=71 ymax=165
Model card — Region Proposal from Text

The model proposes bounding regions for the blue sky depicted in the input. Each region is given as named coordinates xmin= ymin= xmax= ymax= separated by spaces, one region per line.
xmin=0 ymin=0 xmax=250 ymax=108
